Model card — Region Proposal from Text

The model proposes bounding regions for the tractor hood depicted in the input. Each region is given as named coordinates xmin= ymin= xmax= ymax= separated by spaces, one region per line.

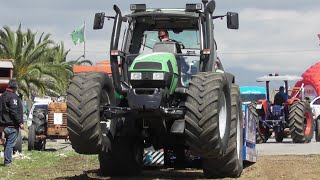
xmin=128 ymin=52 xmax=179 ymax=95
xmin=129 ymin=52 xmax=178 ymax=74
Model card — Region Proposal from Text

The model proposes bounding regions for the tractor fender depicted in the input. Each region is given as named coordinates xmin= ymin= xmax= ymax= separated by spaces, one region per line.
xmin=257 ymin=99 xmax=268 ymax=115
xmin=287 ymin=97 xmax=300 ymax=105
xmin=224 ymin=72 xmax=235 ymax=84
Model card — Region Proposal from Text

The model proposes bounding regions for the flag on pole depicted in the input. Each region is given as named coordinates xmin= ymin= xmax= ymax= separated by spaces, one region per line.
xmin=70 ymin=24 xmax=85 ymax=45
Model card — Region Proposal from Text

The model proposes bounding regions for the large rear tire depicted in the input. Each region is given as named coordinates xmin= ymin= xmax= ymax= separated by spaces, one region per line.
xmin=28 ymin=124 xmax=36 ymax=151
xmin=203 ymin=84 xmax=243 ymax=178
xmin=67 ymin=72 xmax=115 ymax=154
xmin=247 ymin=104 xmax=265 ymax=144
xmin=256 ymin=128 xmax=271 ymax=143
xmin=99 ymin=117 xmax=144 ymax=176
xmin=185 ymin=72 xmax=231 ymax=158
xmin=288 ymin=101 xmax=314 ymax=143
xmin=27 ymin=123 xmax=44 ymax=151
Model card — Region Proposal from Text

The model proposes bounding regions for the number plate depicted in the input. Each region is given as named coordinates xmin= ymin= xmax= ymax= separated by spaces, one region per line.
xmin=54 ymin=113 xmax=63 ymax=125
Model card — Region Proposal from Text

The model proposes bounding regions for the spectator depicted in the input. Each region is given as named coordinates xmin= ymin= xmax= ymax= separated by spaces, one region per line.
xmin=0 ymin=79 xmax=24 ymax=167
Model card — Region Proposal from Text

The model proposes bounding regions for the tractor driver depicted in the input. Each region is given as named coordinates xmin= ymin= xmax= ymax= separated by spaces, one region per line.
xmin=158 ymin=29 xmax=182 ymax=53
xmin=274 ymin=86 xmax=289 ymax=106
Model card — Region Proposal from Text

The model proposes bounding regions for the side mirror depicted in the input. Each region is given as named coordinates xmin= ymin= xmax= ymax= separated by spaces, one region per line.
xmin=227 ymin=12 xmax=239 ymax=29
xmin=93 ymin=12 xmax=105 ymax=30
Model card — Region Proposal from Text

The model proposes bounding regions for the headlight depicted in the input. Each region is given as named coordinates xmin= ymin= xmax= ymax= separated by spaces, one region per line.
xmin=131 ymin=72 xmax=142 ymax=80
xmin=153 ymin=72 xmax=164 ymax=80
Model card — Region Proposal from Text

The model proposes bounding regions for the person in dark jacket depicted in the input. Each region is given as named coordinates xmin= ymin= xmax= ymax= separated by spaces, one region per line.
xmin=158 ymin=29 xmax=182 ymax=53
xmin=274 ymin=86 xmax=289 ymax=106
xmin=0 ymin=79 xmax=24 ymax=167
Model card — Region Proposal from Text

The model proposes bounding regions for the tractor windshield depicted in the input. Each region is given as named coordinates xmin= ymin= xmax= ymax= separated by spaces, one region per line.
xmin=140 ymin=30 xmax=200 ymax=53
xmin=139 ymin=29 xmax=201 ymax=86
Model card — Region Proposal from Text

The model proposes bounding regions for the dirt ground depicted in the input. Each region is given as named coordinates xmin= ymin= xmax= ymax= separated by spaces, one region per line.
xmin=54 ymin=155 xmax=320 ymax=180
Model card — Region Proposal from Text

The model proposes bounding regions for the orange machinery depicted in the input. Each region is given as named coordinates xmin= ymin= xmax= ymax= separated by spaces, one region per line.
xmin=73 ymin=61 xmax=112 ymax=75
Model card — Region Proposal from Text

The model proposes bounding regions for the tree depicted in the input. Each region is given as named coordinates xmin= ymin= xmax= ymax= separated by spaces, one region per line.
xmin=0 ymin=25 xmax=87 ymax=99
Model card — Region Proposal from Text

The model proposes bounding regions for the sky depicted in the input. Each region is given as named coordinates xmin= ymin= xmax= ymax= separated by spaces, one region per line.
xmin=1 ymin=0 xmax=320 ymax=87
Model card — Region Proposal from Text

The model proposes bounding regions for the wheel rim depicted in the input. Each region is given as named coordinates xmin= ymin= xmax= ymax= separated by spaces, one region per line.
xmin=219 ymin=91 xmax=227 ymax=139
xmin=304 ymin=111 xmax=312 ymax=135
xmin=236 ymin=109 xmax=241 ymax=159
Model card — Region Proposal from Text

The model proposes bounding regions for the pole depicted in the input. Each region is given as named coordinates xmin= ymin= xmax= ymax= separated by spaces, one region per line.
xmin=83 ymin=20 xmax=86 ymax=59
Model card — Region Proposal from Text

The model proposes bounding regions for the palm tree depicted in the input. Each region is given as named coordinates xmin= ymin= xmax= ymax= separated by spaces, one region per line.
xmin=0 ymin=25 xmax=75 ymax=99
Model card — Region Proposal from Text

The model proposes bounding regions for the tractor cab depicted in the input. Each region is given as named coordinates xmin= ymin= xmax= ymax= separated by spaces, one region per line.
xmin=93 ymin=2 xmax=239 ymax=104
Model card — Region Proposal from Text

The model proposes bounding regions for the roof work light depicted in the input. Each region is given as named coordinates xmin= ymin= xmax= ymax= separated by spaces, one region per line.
xmin=130 ymin=4 xmax=147 ymax=12
xmin=186 ymin=4 xmax=202 ymax=11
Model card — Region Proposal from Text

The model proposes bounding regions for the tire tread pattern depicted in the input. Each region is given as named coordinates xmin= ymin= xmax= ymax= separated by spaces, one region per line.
xmin=203 ymin=85 xmax=243 ymax=178
xmin=185 ymin=72 xmax=231 ymax=158
xmin=67 ymin=72 xmax=114 ymax=154
xmin=288 ymin=101 xmax=314 ymax=143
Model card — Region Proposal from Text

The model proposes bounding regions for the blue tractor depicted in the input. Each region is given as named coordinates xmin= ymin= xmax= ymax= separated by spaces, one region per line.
xmin=253 ymin=74 xmax=314 ymax=143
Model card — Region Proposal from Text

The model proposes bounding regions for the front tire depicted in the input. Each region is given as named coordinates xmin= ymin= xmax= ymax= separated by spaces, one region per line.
xmin=67 ymin=72 xmax=115 ymax=154
xmin=28 ymin=124 xmax=36 ymax=151
xmin=203 ymin=84 xmax=243 ymax=178
xmin=99 ymin=117 xmax=144 ymax=176
xmin=289 ymin=101 xmax=314 ymax=143
xmin=185 ymin=72 xmax=231 ymax=158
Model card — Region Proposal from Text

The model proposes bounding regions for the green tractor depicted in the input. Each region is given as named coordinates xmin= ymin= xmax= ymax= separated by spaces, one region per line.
xmin=67 ymin=0 xmax=243 ymax=178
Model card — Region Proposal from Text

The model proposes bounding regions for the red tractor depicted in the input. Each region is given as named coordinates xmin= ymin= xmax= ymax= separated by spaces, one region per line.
xmin=253 ymin=74 xmax=314 ymax=143
xmin=0 ymin=59 xmax=22 ymax=153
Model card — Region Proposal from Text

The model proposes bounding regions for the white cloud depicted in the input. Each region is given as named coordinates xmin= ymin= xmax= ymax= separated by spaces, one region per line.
xmin=215 ymin=7 xmax=320 ymax=81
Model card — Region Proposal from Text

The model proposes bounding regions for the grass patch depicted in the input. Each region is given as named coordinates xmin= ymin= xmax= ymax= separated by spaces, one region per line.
xmin=0 ymin=144 xmax=98 ymax=180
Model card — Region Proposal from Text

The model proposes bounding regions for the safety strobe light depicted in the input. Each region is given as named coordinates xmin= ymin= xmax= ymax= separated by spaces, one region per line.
xmin=130 ymin=4 xmax=146 ymax=12
xmin=153 ymin=72 xmax=164 ymax=80
xmin=186 ymin=4 xmax=202 ymax=11
xmin=202 ymin=49 xmax=211 ymax=55
xmin=111 ymin=50 xmax=119 ymax=56
xmin=131 ymin=72 xmax=142 ymax=80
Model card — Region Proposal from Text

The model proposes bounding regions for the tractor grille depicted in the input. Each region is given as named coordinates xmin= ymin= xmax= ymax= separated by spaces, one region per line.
xmin=47 ymin=102 xmax=68 ymax=137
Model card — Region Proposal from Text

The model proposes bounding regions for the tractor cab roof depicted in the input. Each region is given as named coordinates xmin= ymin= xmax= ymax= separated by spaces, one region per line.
xmin=126 ymin=9 xmax=200 ymax=30
xmin=125 ymin=4 xmax=202 ymax=30
xmin=127 ymin=9 xmax=200 ymax=18
xmin=256 ymin=75 xmax=303 ymax=82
